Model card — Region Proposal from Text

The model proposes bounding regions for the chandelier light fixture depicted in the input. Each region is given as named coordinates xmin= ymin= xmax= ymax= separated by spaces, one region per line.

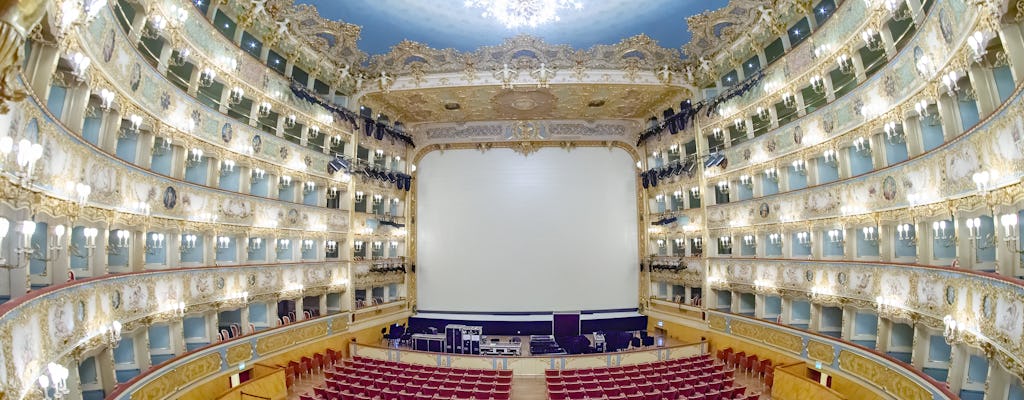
xmin=464 ymin=0 xmax=584 ymax=29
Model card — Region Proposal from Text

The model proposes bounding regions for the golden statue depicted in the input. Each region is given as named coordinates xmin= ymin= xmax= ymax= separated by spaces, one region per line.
xmin=0 ymin=0 xmax=48 ymax=113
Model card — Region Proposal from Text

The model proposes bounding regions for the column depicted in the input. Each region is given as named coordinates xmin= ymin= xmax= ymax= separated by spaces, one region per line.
xmin=852 ymin=51 xmax=868 ymax=84
xmin=64 ymin=85 xmax=92 ymax=131
xmin=209 ymin=158 xmax=222 ymax=188
xmin=903 ymin=115 xmax=925 ymax=157
xmin=997 ymin=24 xmax=1024 ymax=82
xmin=936 ymin=94 xmax=960 ymax=139
xmin=28 ymin=45 xmax=60 ymax=103
xmin=867 ymin=133 xmax=884 ymax=170
xmin=967 ymin=65 xmax=999 ymax=116
xmin=879 ymin=25 xmax=898 ymax=60
xmin=156 ymin=43 xmax=173 ymax=75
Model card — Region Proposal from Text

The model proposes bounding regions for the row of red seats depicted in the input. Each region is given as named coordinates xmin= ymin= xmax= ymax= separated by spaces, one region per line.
xmin=334 ymin=366 xmax=511 ymax=383
xmin=545 ymin=355 xmax=759 ymax=400
xmin=324 ymin=376 xmax=511 ymax=394
xmin=302 ymin=356 xmax=513 ymax=400
xmin=715 ymin=348 xmax=775 ymax=391
xmin=550 ymin=376 xmax=734 ymax=393
xmin=545 ymin=355 xmax=713 ymax=378
xmin=549 ymin=385 xmax=752 ymax=400
xmin=283 ymin=348 xmax=345 ymax=388
xmin=546 ymin=367 xmax=731 ymax=386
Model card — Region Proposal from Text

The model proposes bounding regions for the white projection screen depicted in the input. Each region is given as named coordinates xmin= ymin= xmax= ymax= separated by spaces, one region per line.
xmin=416 ymin=147 xmax=639 ymax=313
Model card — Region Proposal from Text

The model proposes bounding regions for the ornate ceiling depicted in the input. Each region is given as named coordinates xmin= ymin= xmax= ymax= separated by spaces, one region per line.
xmin=295 ymin=0 xmax=730 ymax=55
xmin=361 ymin=83 xmax=688 ymax=125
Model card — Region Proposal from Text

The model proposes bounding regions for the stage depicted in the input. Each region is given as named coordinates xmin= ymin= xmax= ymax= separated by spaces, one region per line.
xmin=407 ymin=309 xmax=647 ymax=336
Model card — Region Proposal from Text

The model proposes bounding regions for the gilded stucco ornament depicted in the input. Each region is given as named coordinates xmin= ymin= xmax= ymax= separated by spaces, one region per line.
xmin=0 ymin=0 xmax=47 ymax=113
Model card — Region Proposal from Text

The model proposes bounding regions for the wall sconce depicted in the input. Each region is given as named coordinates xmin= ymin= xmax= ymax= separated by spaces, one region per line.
xmin=372 ymin=194 xmax=383 ymax=205
xmin=861 ymin=28 xmax=883 ymax=51
xmin=257 ymin=101 xmax=272 ymax=118
xmin=733 ymin=118 xmax=746 ymax=132
xmin=914 ymin=99 xmax=931 ymax=118
xmin=143 ymin=14 xmax=167 ymax=39
xmin=168 ymin=47 xmax=190 ymax=67
xmin=712 ymin=128 xmax=724 ymax=141
xmin=279 ymin=175 xmax=292 ymax=187
xmin=719 ymin=236 xmax=732 ymax=250
xmin=327 ymin=186 xmax=339 ymax=199
xmin=186 ymin=148 xmax=204 ymax=167
xmin=896 ymin=223 xmax=915 ymax=243
xmin=7 ymin=138 xmax=44 ymax=184
xmin=0 ymin=219 xmax=34 ymax=268
xmin=965 ymin=217 xmax=995 ymax=251
xmin=303 ymin=181 xmax=316 ymax=194
xmin=942 ymin=314 xmax=974 ymax=345
xmin=827 ymin=229 xmax=844 ymax=245
xmin=932 ymin=220 xmax=956 ymax=247
xmin=809 ymin=75 xmax=826 ymax=94
xmin=884 ymin=121 xmax=904 ymax=144
xmin=797 ymin=231 xmax=811 ymax=246
xmin=247 ymin=237 xmax=262 ymax=252
xmin=691 ymin=237 xmax=703 ymax=251
xmin=220 ymin=159 xmax=235 ymax=175
xmin=308 ymin=125 xmax=320 ymax=139
xmin=389 ymin=241 xmax=398 ymax=251
xmin=743 ymin=235 xmax=755 ymax=246
xmin=83 ymin=227 xmax=98 ymax=249
xmin=717 ymin=181 xmax=729 ymax=194
xmin=654 ymin=194 xmax=664 ymax=203
xmin=102 ymin=320 xmax=123 ymax=348
xmin=326 ymin=240 xmax=338 ymax=252
xmin=862 ymin=226 xmax=879 ymax=242
xmin=769 ymin=233 xmax=782 ymax=245
xmin=69 ymin=52 xmax=91 ymax=81
xmin=791 ymin=159 xmax=806 ymax=175
xmin=972 ymin=171 xmax=991 ymax=192
xmin=355 ymin=191 xmax=365 ymax=203
xmin=146 ymin=232 xmax=165 ymax=254
xmin=668 ymin=144 xmax=679 ymax=154
xmin=37 ymin=361 xmax=70 ymax=400
xmin=736 ymin=175 xmax=750 ymax=188
xmin=656 ymin=239 xmax=666 ymax=248
xmin=198 ymin=68 xmax=216 ymax=87
xmin=372 ymin=241 xmax=383 ymax=251
xmin=284 ymin=114 xmax=296 ymax=129
xmin=302 ymin=239 xmax=314 ymax=251
xmin=98 ymin=88 xmax=115 ymax=111
xmin=690 ymin=187 xmax=700 ymax=199
xmin=782 ymin=92 xmax=796 ymax=108
xmin=375 ymin=149 xmax=385 ymax=158
xmin=764 ymin=167 xmax=779 ymax=182
xmin=48 ymin=225 xmax=67 ymax=256
xmin=331 ymin=135 xmax=343 ymax=146
xmin=822 ymin=149 xmax=838 ymax=166
xmin=673 ymin=190 xmax=683 ymax=200
xmin=114 ymin=230 xmax=130 ymax=247
xmin=966 ymin=30 xmax=990 ymax=62
xmin=942 ymin=71 xmax=959 ymax=93
xmin=756 ymin=106 xmax=770 ymax=120
xmin=354 ymin=240 xmax=364 ymax=252
xmin=119 ymin=114 xmax=143 ymax=138
xmin=216 ymin=236 xmax=231 ymax=250
xmin=836 ymin=54 xmax=854 ymax=74
xmin=277 ymin=239 xmax=291 ymax=251
xmin=251 ymin=168 xmax=265 ymax=184
xmin=1001 ymin=214 xmax=1018 ymax=241
xmin=152 ymin=137 xmax=172 ymax=156
xmin=673 ymin=238 xmax=685 ymax=248
xmin=853 ymin=137 xmax=871 ymax=155
xmin=228 ymin=86 xmax=244 ymax=105
xmin=181 ymin=234 xmax=198 ymax=253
